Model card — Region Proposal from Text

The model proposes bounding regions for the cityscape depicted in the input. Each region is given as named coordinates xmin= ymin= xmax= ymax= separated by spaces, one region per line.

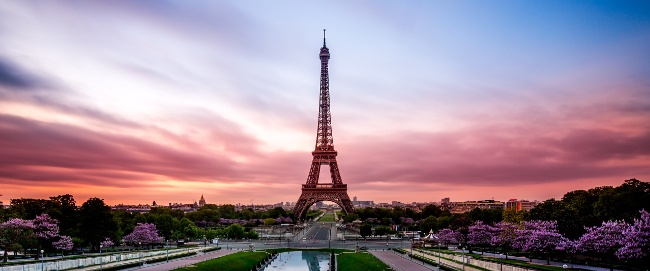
xmin=1 ymin=1 xmax=650 ymax=271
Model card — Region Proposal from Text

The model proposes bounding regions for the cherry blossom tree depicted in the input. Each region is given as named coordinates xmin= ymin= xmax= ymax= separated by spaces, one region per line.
xmin=122 ymin=223 xmax=163 ymax=248
xmin=468 ymin=221 xmax=498 ymax=254
xmin=100 ymin=237 xmax=115 ymax=249
xmin=617 ymin=209 xmax=650 ymax=260
xmin=52 ymin=235 xmax=73 ymax=256
xmin=556 ymin=238 xmax=577 ymax=267
xmin=513 ymin=220 xmax=565 ymax=264
xmin=0 ymin=218 xmax=35 ymax=263
xmin=436 ymin=228 xmax=458 ymax=248
xmin=32 ymin=213 xmax=61 ymax=259
xmin=577 ymin=220 xmax=629 ymax=271
xmin=491 ymin=221 xmax=518 ymax=259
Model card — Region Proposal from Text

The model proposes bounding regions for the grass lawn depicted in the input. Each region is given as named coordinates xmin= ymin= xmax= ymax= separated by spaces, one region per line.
xmin=319 ymin=213 xmax=336 ymax=222
xmin=171 ymin=251 xmax=267 ymax=271
xmin=338 ymin=252 xmax=391 ymax=271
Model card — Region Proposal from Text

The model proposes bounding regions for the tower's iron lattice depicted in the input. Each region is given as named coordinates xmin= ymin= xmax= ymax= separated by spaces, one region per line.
xmin=293 ymin=30 xmax=355 ymax=221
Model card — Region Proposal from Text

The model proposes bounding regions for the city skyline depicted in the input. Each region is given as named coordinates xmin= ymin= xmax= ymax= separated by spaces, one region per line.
xmin=1 ymin=1 xmax=649 ymax=205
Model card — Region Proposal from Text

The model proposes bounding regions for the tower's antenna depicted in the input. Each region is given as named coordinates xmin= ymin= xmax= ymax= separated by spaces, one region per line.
xmin=323 ymin=29 xmax=326 ymax=47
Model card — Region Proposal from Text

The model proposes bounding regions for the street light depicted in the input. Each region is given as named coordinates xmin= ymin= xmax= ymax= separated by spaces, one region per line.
xmin=459 ymin=244 xmax=465 ymax=271
xmin=328 ymin=228 xmax=331 ymax=249
xmin=499 ymin=253 xmax=504 ymax=271
xmin=99 ymin=245 xmax=103 ymax=271
xmin=166 ymin=240 xmax=169 ymax=262
xmin=40 ymin=250 xmax=44 ymax=271
xmin=410 ymin=237 xmax=414 ymax=261
xmin=138 ymin=242 xmax=142 ymax=267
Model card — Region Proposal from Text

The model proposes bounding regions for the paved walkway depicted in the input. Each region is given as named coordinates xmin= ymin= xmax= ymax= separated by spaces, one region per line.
xmin=369 ymin=250 xmax=436 ymax=271
xmin=70 ymin=249 xmax=238 ymax=271
xmin=134 ymin=250 xmax=238 ymax=271
xmin=447 ymin=248 xmax=624 ymax=271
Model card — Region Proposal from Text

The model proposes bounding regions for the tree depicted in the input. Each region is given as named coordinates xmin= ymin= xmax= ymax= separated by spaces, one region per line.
xmin=79 ymin=198 xmax=117 ymax=250
xmin=9 ymin=198 xmax=48 ymax=219
xmin=375 ymin=225 xmax=391 ymax=240
xmin=467 ymin=221 xmax=497 ymax=254
xmin=268 ymin=207 xmax=287 ymax=219
xmin=218 ymin=204 xmax=236 ymax=219
xmin=502 ymin=208 xmax=527 ymax=223
xmin=436 ymin=228 xmax=458 ymax=248
xmin=47 ymin=194 xmax=78 ymax=237
xmin=419 ymin=216 xmax=438 ymax=233
xmin=421 ymin=204 xmax=446 ymax=218
xmin=359 ymin=223 xmax=372 ymax=239
xmin=263 ymin=218 xmax=276 ymax=226
xmin=468 ymin=208 xmax=502 ymax=225
xmin=343 ymin=213 xmax=359 ymax=223
xmin=514 ymin=220 xmax=566 ymax=264
xmin=0 ymin=218 xmax=35 ymax=263
xmin=52 ymin=235 xmax=73 ymax=256
xmin=618 ymin=209 xmax=650 ymax=260
xmin=152 ymin=213 xmax=174 ymax=239
xmin=224 ymin=224 xmax=245 ymax=239
xmin=577 ymin=220 xmax=628 ymax=271
xmin=32 ymin=213 xmax=60 ymax=259
xmin=491 ymin=222 xmax=518 ymax=259
xmin=122 ymin=223 xmax=163 ymax=248
xmin=245 ymin=231 xmax=259 ymax=240
xmin=100 ymin=237 xmax=115 ymax=248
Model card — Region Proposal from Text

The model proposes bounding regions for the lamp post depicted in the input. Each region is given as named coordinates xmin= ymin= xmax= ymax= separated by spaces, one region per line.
xmin=459 ymin=244 xmax=465 ymax=271
xmin=499 ymin=253 xmax=504 ymax=271
xmin=328 ymin=228 xmax=331 ymax=249
xmin=138 ymin=242 xmax=142 ymax=267
xmin=40 ymin=250 xmax=44 ymax=271
xmin=437 ymin=242 xmax=441 ymax=267
xmin=166 ymin=240 xmax=169 ymax=262
xmin=410 ymin=237 xmax=414 ymax=261
xmin=99 ymin=245 xmax=103 ymax=271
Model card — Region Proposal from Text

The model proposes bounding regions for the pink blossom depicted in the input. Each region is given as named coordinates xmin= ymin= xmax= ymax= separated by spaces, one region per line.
xmin=100 ymin=237 xmax=115 ymax=248
xmin=122 ymin=223 xmax=164 ymax=245
xmin=468 ymin=221 xmax=498 ymax=247
xmin=33 ymin=213 xmax=60 ymax=239
xmin=577 ymin=220 xmax=628 ymax=255
xmin=53 ymin=236 xmax=73 ymax=251
xmin=617 ymin=209 xmax=650 ymax=259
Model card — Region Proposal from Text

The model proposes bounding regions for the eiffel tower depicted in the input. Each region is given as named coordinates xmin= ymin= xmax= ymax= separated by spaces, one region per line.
xmin=293 ymin=30 xmax=354 ymax=221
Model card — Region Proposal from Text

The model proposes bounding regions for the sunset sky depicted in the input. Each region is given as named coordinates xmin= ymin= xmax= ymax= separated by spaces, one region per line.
xmin=1 ymin=1 xmax=649 ymax=206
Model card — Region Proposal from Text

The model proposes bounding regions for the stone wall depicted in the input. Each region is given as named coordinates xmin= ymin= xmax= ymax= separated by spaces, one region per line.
xmin=2 ymin=248 xmax=187 ymax=271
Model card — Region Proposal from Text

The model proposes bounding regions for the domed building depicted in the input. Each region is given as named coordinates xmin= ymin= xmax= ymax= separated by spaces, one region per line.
xmin=199 ymin=194 xmax=206 ymax=207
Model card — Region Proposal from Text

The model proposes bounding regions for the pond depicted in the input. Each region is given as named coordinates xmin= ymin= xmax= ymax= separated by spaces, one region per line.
xmin=263 ymin=251 xmax=331 ymax=271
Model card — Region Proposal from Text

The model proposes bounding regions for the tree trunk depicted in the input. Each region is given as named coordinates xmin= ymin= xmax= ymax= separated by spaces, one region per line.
xmin=3 ymin=250 xmax=7 ymax=263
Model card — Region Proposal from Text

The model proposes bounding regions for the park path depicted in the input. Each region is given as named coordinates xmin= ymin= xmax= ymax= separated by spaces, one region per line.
xmin=369 ymin=250 xmax=436 ymax=271
xmin=134 ymin=250 xmax=238 ymax=271
xmin=69 ymin=248 xmax=238 ymax=271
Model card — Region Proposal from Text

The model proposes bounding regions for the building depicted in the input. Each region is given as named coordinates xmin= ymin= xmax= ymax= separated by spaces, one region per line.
xmin=199 ymin=194 xmax=206 ymax=207
xmin=506 ymin=199 xmax=539 ymax=211
xmin=448 ymin=200 xmax=505 ymax=214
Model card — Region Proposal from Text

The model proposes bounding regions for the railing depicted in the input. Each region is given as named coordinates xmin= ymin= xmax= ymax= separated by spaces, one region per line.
xmin=302 ymin=184 xmax=347 ymax=189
